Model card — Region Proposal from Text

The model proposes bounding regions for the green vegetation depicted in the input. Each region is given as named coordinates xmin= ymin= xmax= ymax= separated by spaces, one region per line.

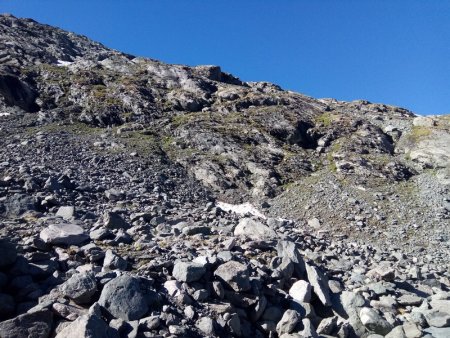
xmin=315 ymin=112 xmax=335 ymax=127
xmin=408 ymin=126 xmax=432 ymax=142
xmin=121 ymin=131 xmax=161 ymax=155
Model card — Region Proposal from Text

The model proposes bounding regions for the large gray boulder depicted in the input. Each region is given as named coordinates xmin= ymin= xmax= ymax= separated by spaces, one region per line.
xmin=98 ymin=275 xmax=157 ymax=321
xmin=0 ymin=309 xmax=53 ymax=338
xmin=234 ymin=218 xmax=277 ymax=241
xmin=214 ymin=261 xmax=251 ymax=292
xmin=40 ymin=223 xmax=89 ymax=246
xmin=60 ymin=272 xmax=97 ymax=304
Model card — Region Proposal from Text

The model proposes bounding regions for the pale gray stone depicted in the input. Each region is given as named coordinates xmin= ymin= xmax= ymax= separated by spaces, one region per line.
xmin=40 ymin=223 xmax=88 ymax=246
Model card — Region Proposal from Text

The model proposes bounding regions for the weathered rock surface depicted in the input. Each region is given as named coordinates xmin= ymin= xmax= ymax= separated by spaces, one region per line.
xmin=55 ymin=313 xmax=119 ymax=338
xmin=59 ymin=271 xmax=97 ymax=304
xmin=214 ymin=261 xmax=251 ymax=292
xmin=172 ymin=261 xmax=206 ymax=283
xmin=0 ymin=309 xmax=53 ymax=338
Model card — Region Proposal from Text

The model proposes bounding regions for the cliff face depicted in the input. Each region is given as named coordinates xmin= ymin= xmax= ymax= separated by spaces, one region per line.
xmin=0 ymin=14 xmax=449 ymax=338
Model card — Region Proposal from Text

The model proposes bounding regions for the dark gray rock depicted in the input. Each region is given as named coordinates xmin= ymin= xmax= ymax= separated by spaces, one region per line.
xmin=0 ymin=293 xmax=15 ymax=317
xmin=60 ymin=272 xmax=97 ymax=304
xmin=103 ymin=250 xmax=127 ymax=271
xmin=172 ymin=261 xmax=206 ymax=283
xmin=103 ymin=211 xmax=129 ymax=230
xmin=55 ymin=313 xmax=119 ymax=338
xmin=214 ymin=261 xmax=251 ymax=292
xmin=276 ymin=240 xmax=305 ymax=276
xmin=1 ymin=194 xmax=36 ymax=218
xmin=98 ymin=275 xmax=157 ymax=321
xmin=0 ymin=239 xmax=17 ymax=267
xmin=0 ymin=309 xmax=53 ymax=338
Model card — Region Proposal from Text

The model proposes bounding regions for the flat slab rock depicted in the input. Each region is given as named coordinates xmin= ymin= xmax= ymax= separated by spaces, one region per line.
xmin=40 ymin=223 xmax=89 ymax=246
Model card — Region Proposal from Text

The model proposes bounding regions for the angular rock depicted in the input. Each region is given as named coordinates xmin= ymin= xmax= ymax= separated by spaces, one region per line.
xmin=172 ymin=261 xmax=206 ymax=283
xmin=214 ymin=261 xmax=251 ymax=292
xmin=60 ymin=271 xmax=97 ymax=304
xmin=276 ymin=309 xmax=300 ymax=336
xmin=139 ymin=315 xmax=161 ymax=330
xmin=289 ymin=280 xmax=312 ymax=303
xmin=426 ymin=311 xmax=450 ymax=328
xmin=276 ymin=240 xmax=305 ymax=276
xmin=55 ymin=313 xmax=119 ymax=338
xmin=423 ymin=326 xmax=450 ymax=338
xmin=196 ymin=317 xmax=215 ymax=336
xmin=316 ymin=316 xmax=338 ymax=335
xmin=103 ymin=211 xmax=129 ymax=230
xmin=56 ymin=206 xmax=75 ymax=220
xmin=98 ymin=275 xmax=156 ymax=321
xmin=359 ymin=307 xmax=393 ymax=335
xmin=1 ymin=194 xmax=36 ymax=218
xmin=103 ymin=250 xmax=127 ymax=271
xmin=402 ymin=322 xmax=422 ymax=338
xmin=52 ymin=302 xmax=87 ymax=321
xmin=331 ymin=291 xmax=366 ymax=337
xmin=301 ymin=318 xmax=318 ymax=338
xmin=0 ymin=309 xmax=53 ymax=338
xmin=305 ymin=263 xmax=331 ymax=306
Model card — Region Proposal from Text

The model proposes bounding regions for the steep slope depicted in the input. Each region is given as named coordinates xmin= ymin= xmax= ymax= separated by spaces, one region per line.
xmin=0 ymin=14 xmax=449 ymax=338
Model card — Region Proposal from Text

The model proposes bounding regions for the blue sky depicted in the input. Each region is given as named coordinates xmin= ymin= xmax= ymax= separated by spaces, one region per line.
xmin=1 ymin=1 xmax=449 ymax=115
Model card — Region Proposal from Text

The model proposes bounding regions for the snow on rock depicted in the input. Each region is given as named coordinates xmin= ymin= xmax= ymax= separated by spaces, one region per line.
xmin=216 ymin=201 xmax=266 ymax=219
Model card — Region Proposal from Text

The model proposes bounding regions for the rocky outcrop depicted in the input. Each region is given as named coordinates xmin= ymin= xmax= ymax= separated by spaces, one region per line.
xmin=0 ymin=14 xmax=449 ymax=338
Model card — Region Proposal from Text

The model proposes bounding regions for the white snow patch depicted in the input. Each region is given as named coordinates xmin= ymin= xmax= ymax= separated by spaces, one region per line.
xmin=57 ymin=60 xmax=73 ymax=67
xmin=217 ymin=201 xmax=266 ymax=219
xmin=0 ymin=112 xmax=11 ymax=117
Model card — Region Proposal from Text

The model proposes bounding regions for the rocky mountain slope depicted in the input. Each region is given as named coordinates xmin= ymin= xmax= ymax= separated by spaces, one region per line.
xmin=0 ymin=14 xmax=449 ymax=338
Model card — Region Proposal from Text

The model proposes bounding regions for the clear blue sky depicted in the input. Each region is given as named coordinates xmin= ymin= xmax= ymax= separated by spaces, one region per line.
xmin=2 ymin=1 xmax=449 ymax=115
